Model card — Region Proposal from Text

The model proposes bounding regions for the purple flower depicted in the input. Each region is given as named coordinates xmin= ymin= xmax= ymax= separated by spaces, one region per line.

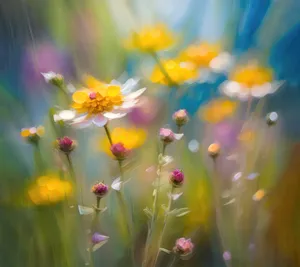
xmin=57 ymin=136 xmax=76 ymax=154
xmin=172 ymin=109 xmax=189 ymax=127
xmin=170 ymin=169 xmax=184 ymax=187
xmin=91 ymin=233 xmax=108 ymax=245
xmin=91 ymin=182 xmax=109 ymax=197
xmin=159 ymin=128 xmax=175 ymax=144
xmin=173 ymin=238 xmax=194 ymax=256
xmin=223 ymin=251 xmax=231 ymax=261
xmin=110 ymin=142 xmax=130 ymax=160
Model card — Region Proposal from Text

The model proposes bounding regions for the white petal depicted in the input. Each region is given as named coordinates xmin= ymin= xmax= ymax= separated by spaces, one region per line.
xmin=58 ymin=110 xmax=76 ymax=121
xmin=121 ymin=78 xmax=140 ymax=94
xmin=41 ymin=71 xmax=56 ymax=82
xmin=162 ymin=155 xmax=174 ymax=166
xmin=210 ymin=52 xmax=234 ymax=73
xmin=111 ymin=177 xmax=122 ymax=191
xmin=220 ymin=81 xmax=241 ymax=98
xmin=71 ymin=115 xmax=93 ymax=128
xmin=251 ymin=84 xmax=272 ymax=98
xmin=124 ymin=87 xmax=146 ymax=100
xmin=92 ymin=115 xmax=108 ymax=127
xmin=78 ymin=205 xmax=94 ymax=215
xmin=174 ymin=133 xmax=184 ymax=140
xmin=110 ymin=79 xmax=122 ymax=86
xmin=103 ymin=112 xmax=127 ymax=120
xmin=168 ymin=192 xmax=183 ymax=201
xmin=270 ymin=81 xmax=284 ymax=93
xmin=66 ymin=83 xmax=76 ymax=93
xmin=53 ymin=114 xmax=61 ymax=122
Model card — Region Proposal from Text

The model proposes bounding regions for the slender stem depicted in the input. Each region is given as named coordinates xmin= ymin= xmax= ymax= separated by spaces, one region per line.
xmin=212 ymin=158 xmax=230 ymax=267
xmin=66 ymin=154 xmax=76 ymax=181
xmin=167 ymin=255 xmax=178 ymax=267
xmin=153 ymin=186 xmax=174 ymax=266
xmin=143 ymin=143 xmax=167 ymax=266
xmin=104 ymin=124 xmax=113 ymax=146
xmin=33 ymin=142 xmax=45 ymax=175
xmin=245 ymin=96 xmax=253 ymax=120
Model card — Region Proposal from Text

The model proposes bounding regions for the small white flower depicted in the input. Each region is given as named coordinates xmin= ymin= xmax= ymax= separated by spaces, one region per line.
xmin=209 ymin=52 xmax=235 ymax=73
xmin=53 ymin=110 xmax=76 ymax=122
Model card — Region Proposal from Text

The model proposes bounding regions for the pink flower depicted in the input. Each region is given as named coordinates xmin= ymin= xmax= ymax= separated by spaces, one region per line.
xmin=172 ymin=109 xmax=189 ymax=127
xmin=110 ymin=143 xmax=130 ymax=160
xmin=173 ymin=237 xmax=194 ymax=256
xmin=170 ymin=169 xmax=184 ymax=187
xmin=91 ymin=182 xmax=109 ymax=197
xmin=56 ymin=136 xmax=76 ymax=154
xmin=159 ymin=128 xmax=175 ymax=143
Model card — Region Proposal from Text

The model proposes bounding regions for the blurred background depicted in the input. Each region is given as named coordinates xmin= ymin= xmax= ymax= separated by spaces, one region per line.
xmin=1 ymin=0 xmax=300 ymax=266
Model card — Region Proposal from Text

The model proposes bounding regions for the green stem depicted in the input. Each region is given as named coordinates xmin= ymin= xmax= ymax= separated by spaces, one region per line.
xmin=153 ymin=186 xmax=174 ymax=266
xmin=104 ymin=124 xmax=113 ymax=146
xmin=167 ymin=255 xmax=178 ymax=267
xmin=33 ymin=142 xmax=45 ymax=175
xmin=143 ymin=143 xmax=167 ymax=266
xmin=66 ymin=154 xmax=76 ymax=181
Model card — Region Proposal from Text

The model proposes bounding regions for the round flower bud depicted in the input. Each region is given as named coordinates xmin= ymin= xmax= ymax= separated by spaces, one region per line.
xmin=208 ymin=143 xmax=221 ymax=158
xmin=266 ymin=112 xmax=278 ymax=126
xmin=42 ymin=71 xmax=64 ymax=88
xmin=170 ymin=169 xmax=184 ymax=187
xmin=91 ymin=232 xmax=108 ymax=245
xmin=56 ymin=136 xmax=76 ymax=154
xmin=91 ymin=182 xmax=109 ymax=198
xmin=173 ymin=238 xmax=194 ymax=256
xmin=159 ymin=128 xmax=175 ymax=144
xmin=110 ymin=142 xmax=130 ymax=160
xmin=172 ymin=109 xmax=189 ymax=127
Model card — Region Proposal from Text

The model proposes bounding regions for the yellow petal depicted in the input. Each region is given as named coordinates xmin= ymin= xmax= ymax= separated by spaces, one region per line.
xmin=21 ymin=129 xmax=30 ymax=137
xmin=72 ymin=91 xmax=89 ymax=104
xmin=36 ymin=126 xmax=45 ymax=136
xmin=107 ymin=85 xmax=122 ymax=97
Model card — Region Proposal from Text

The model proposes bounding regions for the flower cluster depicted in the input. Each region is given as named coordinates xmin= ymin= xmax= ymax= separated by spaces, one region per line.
xmin=21 ymin=126 xmax=45 ymax=144
xmin=56 ymin=136 xmax=76 ymax=154
xmin=173 ymin=238 xmax=194 ymax=256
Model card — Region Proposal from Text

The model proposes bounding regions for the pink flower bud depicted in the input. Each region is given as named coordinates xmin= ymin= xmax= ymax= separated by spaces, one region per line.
xmin=110 ymin=142 xmax=130 ymax=160
xmin=56 ymin=136 xmax=76 ymax=154
xmin=91 ymin=232 xmax=109 ymax=245
xmin=170 ymin=169 xmax=184 ymax=187
xmin=159 ymin=128 xmax=175 ymax=144
xmin=173 ymin=237 xmax=194 ymax=256
xmin=91 ymin=182 xmax=109 ymax=198
xmin=172 ymin=109 xmax=189 ymax=127
xmin=89 ymin=92 xmax=97 ymax=100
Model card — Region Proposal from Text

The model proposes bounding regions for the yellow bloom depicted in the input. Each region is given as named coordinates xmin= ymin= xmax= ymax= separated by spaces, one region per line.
xmin=150 ymin=59 xmax=197 ymax=85
xmin=125 ymin=24 xmax=175 ymax=52
xmin=28 ymin=175 xmax=72 ymax=205
xmin=179 ymin=42 xmax=220 ymax=67
xmin=221 ymin=64 xmax=279 ymax=100
xmin=21 ymin=126 xmax=45 ymax=138
xmin=99 ymin=127 xmax=147 ymax=156
xmin=230 ymin=65 xmax=273 ymax=87
xmin=71 ymin=76 xmax=146 ymax=127
xmin=200 ymin=98 xmax=237 ymax=123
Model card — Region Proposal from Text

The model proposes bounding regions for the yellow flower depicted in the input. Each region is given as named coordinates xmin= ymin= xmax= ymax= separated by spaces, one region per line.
xmin=150 ymin=59 xmax=197 ymax=85
xmin=221 ymin=64 xmax=279 ymax=100
xmin=28 ymin=175 xmax=72 ymax=205
xmin=99 ymin=127 xmax=147 ymax=156
xmin=125 ymin=24 xmax=175 ymax=52
xmin=200 ymin=98 xmax=237 ymax=123
xmin=179 ymin=42 xmax=220 ymax=67
xmin=230 ymin=65 xmax=273 ymax=87
xmin=71 ymin=76 xmax=146 ymax=128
